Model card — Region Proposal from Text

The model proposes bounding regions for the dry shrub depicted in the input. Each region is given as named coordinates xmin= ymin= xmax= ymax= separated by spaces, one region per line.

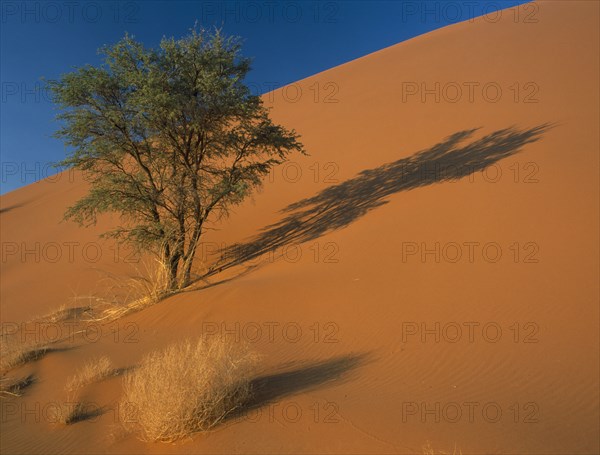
xmin=0 ymin=333 xmax=48 ymax=372
xmin=66 ymin=241 xmax=206 ymax=324
xmin=66 ymin=356 xmax=116 ymax=392
xmin=86 ymin=253 xmax=172 ymax=323
xmin=38 ymin=304 xmax=69 ymax=323
xmin=0 ymin=346 xmax=48 ymax=371
xmin=126 ymin=255 xmax=171 ymax=306
xmin=422 ymin=441 xmax=463 ymax=455
xmin=0 ymin=374 xmax=35 ymax=397
xmin=121 ymin=336 xmax=258 ymax=442
xmin=38 ymin=304 xmax=93 ymax=324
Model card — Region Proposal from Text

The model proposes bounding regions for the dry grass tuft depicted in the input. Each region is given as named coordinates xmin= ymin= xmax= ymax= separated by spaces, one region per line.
xmin=85 ymin=254 xmax=172 ymax=323
xmin=0 ymin=320 xmax=55 ymax=373
xmin=38 ymin=303 xmax=68 ymax=323
xmin=64 ymin=244 xmax=206 ymax=325
xmin=0 ymin=335 xmax=49 ymax=372
xmin=38 ymin=304 xmax=93 ymax=324
xmin=0 ymin=374 xmax=35 ymax=397
xmin=125 ymin=255 xmax=171 ymax=307
xmin=66 ymin=356 xmax=116 ymax=392
xmin=422 ymin=441 xmax=463 ymax=455
xmin=121 ymin=336 xmax=258 ymax=442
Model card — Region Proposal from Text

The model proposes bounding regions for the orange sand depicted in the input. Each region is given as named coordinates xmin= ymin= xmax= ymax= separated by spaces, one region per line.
xmin=1 ymin=1 xmax=598 ymax=453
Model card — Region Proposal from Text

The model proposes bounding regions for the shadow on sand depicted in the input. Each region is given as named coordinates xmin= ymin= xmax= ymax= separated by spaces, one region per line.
xmin=0 ymin=203 xmax=27 ymax=215
xmin=203 ymin=123 xmax=553 ymax=277
xmin=228 ymin=353 xmax=368 ymax=421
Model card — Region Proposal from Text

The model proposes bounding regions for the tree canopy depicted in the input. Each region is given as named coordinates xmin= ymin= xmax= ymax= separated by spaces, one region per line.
xmin=50 ymin=28 xmax=305 ymax=290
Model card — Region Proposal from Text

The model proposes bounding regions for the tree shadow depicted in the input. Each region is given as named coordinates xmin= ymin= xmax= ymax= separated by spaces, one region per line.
xmin=206 ymin=123 xmax=553 ymax=274
xmin=188 ymin=264 xmax=262 ymax=292
xmin=227 ymin=353 xmax=368 ymax=422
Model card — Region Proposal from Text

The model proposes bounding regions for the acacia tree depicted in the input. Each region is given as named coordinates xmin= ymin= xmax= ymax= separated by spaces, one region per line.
xmin=50 ymin=29 xmax=304 ymax=291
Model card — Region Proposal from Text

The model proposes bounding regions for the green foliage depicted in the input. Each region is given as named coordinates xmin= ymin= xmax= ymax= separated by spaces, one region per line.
xmin=50 ymin=28 xmax=304 ymax=290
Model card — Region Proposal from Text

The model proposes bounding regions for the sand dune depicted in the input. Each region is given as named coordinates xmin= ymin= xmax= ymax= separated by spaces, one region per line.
xmin=1 ymin=1 xmax=598 ymax=453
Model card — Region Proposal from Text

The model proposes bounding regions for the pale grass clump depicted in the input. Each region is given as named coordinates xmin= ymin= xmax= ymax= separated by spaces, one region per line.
xmin=66 ymin=356 xmax=116 ymax=392
xmin=126 ymin=255 xmax=171 ymax=307
xmin=87 ymin=253 xmax=172 ymax=323
xmin=67 ymin=244 xmax=206 ymax=324
xmin=422 ymin=441 xmax=463 ymax=455
xmin=0 ymin=345 xmax=48 ymax=371
xmin=36 ymin=303 xmax=93 ymax=324
xmin=0 ymin=374 xmax=35 ymax=397
xmin=36 ymin=303 xmax=68 ymax=323
xmin=0 ymin=334 xmax=48 ymax=372
xmin=121 ymin=336 xmax=258 ymax=442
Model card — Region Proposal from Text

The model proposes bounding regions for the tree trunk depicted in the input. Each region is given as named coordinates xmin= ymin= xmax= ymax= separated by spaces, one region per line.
xmin=162 ymin=242 xmax=180 ymax=292
xmin=180 ymin=244 xmax=196 ymax=289
xmin=181 ymin=256 xmax=193 ymax=288
xmin=180 ymin=223 xmax=203 ymax=288
xmin=167 ymin=254 xmax=180 ymax=291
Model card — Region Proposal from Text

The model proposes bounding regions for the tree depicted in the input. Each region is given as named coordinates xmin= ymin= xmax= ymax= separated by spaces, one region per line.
xmin=50 ymin=29 xmax=304 ymax=292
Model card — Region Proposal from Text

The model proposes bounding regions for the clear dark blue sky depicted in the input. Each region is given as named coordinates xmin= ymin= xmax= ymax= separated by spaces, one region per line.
xmin=0 ymin=0 xmax=527 ymax=194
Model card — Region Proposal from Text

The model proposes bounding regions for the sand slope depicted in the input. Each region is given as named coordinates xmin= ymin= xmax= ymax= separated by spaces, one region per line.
xmin=1 ymin=1 xmax=598 ymax=453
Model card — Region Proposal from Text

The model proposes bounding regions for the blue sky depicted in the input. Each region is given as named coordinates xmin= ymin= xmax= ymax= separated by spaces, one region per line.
xmin=0 ymin=0 xmax=527 ymax=194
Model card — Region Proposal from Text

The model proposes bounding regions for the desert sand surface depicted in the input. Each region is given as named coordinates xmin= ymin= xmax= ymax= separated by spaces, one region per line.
xmin=1 ymin=1 xmax=599 ymax=453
